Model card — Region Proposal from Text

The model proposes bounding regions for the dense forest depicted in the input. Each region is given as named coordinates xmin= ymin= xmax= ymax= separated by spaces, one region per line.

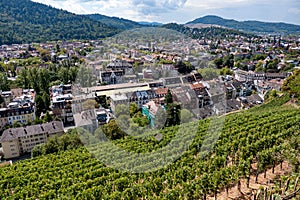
xmin=162 ymin=23 xmax=256 ymax=40
xmin=0 ymin=0 xmax=120 ymax=45
xmin=85 ymin=14 xmax=145 ymax=30
xmin=187 ymin=15 xmax=300 ymax=34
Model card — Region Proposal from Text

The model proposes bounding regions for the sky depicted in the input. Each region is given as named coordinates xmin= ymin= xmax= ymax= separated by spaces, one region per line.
xmin=31 ymin=0 xmax=300 ymax=25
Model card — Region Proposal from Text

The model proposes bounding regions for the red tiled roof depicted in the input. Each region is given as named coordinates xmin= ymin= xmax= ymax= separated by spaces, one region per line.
xmin=190 ymin=83 xmax=204 ymax=90
xmin=154 ymin=88 xmax=169 ymax=95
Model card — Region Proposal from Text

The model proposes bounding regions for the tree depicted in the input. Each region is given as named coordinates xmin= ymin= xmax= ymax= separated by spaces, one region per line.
xmin=16 ymin=68 xmax=29 ymax=89
xmin=220 ymin=67 xmax=233 ymax=76
xmin=154 ymin=106 xmax=166 ymax=129
xmin=31 ymin=144 xmax=45 ymax=158
xmin=176 ymin=61 xmax=195 ymax=74
xmin=197 ymin=68 xmax=219 ymax=81
xmin=75 ymin=66 xmax=97 ymax=87
xmin=222 ymin=54 xmax=234 ymax=68
xmin=33 ymin=117 xmax=43 ymax=125
xmin=102 ymin=119 xmax=125 ymax=140
xmin=82 ymin=99 xmax=97 ymax=110
xmin=282 ymin=69 xmax=300 ymax=98
xmin=165 ymin=103 xmax=180 ymax=127
xmin=214 ymin=57 xmax=223 ymax=69
xmin=35 ymin=94 xmax=45 ymax=117
xmin=0 ymin=73 xmax=9 ymax=91
xmin=129 ymin=103 xmax=139 ymax=117
xmin=38 ymin=68 xmax=50 ymax=93
xmin=115 ymin=104 xmax=129 ymax=118
xmin=42 ymin=92 xmax=50 ymax=110
xmin=12 ymin=121 xmax=22 ymax=128
xmin=43 ymin=111 xmax=53 ymax=123
xmin=39 ymin=49 xmax=51 ymax=62
xmin=180 ymin=109 xmax=194 ymax=124
xmin=132 ymin=112 xmax=149 ymax=127
xmin=164 ymin=89 xmax=181 ymax=127
xmin=165 ymin=89 xmax=173 ymax=104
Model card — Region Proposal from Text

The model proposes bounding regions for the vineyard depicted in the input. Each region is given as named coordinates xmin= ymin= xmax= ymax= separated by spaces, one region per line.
xmin=0 ymin=103 xmax=299 ymax=199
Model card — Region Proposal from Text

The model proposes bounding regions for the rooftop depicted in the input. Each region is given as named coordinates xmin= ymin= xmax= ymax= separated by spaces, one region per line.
xmin=0 ymin=121 xmax=64 ymax=142
xmin=154 ymin=88 xmax=169 ymax=95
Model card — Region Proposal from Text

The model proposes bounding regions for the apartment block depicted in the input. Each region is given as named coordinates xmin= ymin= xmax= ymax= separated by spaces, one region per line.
xmin=0 ymin=121 xmax=64 ymax=159
xmin=0 ymin=89 xmax=35 ymax=131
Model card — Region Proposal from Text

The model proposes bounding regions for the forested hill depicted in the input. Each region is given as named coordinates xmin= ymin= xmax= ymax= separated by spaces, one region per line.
xmin=187 ymin=15 xmax=300 ymax=34
xmin=162 ymin=23 xmax=255 ymax=40
xmin=85 ymin=14 xmax=144 ymax=30
xmin=0 ymin=0 xmax=120 ymax=45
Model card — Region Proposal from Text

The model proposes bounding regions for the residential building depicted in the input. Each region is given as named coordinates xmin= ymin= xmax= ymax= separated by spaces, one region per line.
xmin=0 ymin=89 xmax=36 ymax=131
xmin=172 ymin=86 xmax=198 ymax=110
xmin=0 ymin=121 xmax=64 ymax=159
xmin=129 ymin=90 xmax=155 ymax=109
xmin=107 ymin=60 xmax=133 ymax=74
xmin=100 ymin=70 xmax=125 ymax=84
xmin=153 ymin=87 xmax=169 ymax=104
xmin=161 ymin=77 xmax=183 ymax=88
xmin=73 ymin=109 xmax=98 ymax=134
xmin=51 ymin=94 xmax=74 ymax=125
xmin=142 ymin=101 xmax=165 ymax=128
xmin=95 ymin=108 xmax=112 ymax=125
xmin=110 ymin=93 xmax=129 ymax=113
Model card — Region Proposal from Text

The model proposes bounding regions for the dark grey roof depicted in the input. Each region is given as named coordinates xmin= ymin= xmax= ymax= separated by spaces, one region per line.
xmin=107 ymin=60 xmax=132 ymax=68
xmin=227 ymin=99 xmax=242 ymax=111
xmin=163 ymin=77 xmax=183 ymax=86
xmin=232 ymin=80 xmax=243 ymax=89
xmin=246 ymin=94 xmax=263 ymax=104
xmin=0 ymin=121 xmax=64 ymax=142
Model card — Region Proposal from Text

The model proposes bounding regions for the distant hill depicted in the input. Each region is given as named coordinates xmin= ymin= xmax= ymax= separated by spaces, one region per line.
xmin=162 ymin=23 xmax=255 ymax=40
xmin=187 ymin=15 xmax=300 ymax=34
xmin=0 ymin=0 xmax=120 ymax=45
xmin=138 ymin=22 xmax=163 ymax=26
xmin=85 ymin=14 xmax=144 ymax=30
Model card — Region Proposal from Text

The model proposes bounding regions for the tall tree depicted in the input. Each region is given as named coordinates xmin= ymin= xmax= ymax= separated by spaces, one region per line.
xmin=165 ymin=89 xmax=173 ymax=104
xmin=0 ymin=72 xmax=9 ymax=91
xmin=129 ymin=103 xmax=139 ymax=117
xmin=282 ymin=69 xmax=300 ymax=98
xmin=102 ymin=119 xmax=125 ymax=140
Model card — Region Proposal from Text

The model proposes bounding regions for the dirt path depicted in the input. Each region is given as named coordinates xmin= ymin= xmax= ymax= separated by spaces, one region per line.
xmin=207 ymin=161 xmax=293 ymax=200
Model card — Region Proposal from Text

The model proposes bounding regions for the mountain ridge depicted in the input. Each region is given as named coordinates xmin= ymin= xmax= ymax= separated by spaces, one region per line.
xmin=0 ymin=0 xmax=300 ymax=45
xmin=186 ymin=15 xmax=300 ymax=34
xmin=84 ymin=14 xmax=144 ymax=30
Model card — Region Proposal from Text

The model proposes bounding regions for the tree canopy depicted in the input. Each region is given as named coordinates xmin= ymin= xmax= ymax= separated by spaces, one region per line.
xmin=0 ymin=0 xmax=120 ymax=45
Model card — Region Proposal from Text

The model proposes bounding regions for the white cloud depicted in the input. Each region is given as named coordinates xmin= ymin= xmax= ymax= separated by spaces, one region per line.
xmin=31 ymin=0 xmax=300 ymax=24
xmin=288 ymin=8 xmax=300 ymax=14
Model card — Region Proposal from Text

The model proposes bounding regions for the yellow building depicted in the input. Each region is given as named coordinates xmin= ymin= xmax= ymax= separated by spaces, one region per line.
xmin=0 ymin=121 xmax=64 ymax=159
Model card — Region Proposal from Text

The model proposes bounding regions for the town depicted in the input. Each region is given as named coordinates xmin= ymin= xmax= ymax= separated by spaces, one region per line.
xmin=0 ymin=30 xmax=299 ymax=160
